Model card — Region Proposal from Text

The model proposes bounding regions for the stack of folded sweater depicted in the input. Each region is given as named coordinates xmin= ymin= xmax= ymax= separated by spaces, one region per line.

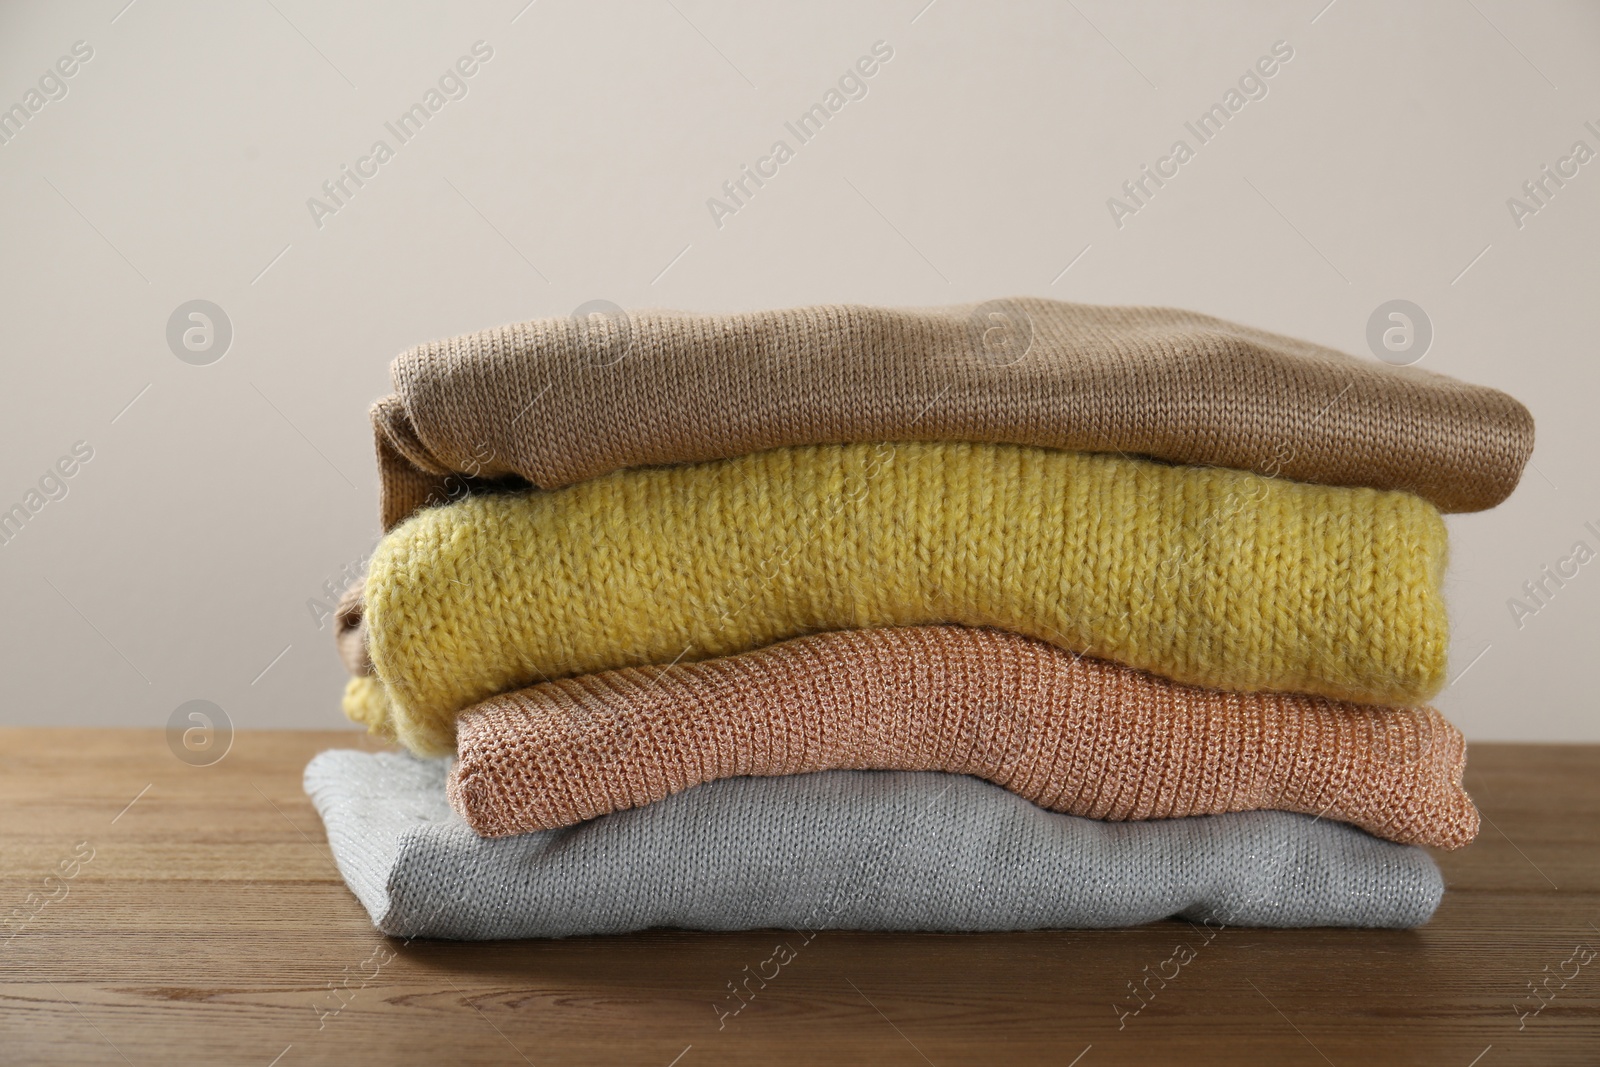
xmin=306 ymin=298 xmax=1534 ymax=940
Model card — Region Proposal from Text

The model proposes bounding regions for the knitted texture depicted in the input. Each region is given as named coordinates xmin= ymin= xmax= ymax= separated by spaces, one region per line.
xmin=305 ymin=751 xmax=1446 ymax=938
xmin=373 ymin=297 xmax=1534 ymax=527
xmin=342 ymin=441 xmax=1451 ymax=755
xmin=446 ymin=625 xmax=1478 ymax=848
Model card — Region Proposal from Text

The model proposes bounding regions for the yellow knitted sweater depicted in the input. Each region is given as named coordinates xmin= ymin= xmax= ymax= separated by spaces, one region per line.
xmin=344 ymin=441 xmax=1450 ymax=755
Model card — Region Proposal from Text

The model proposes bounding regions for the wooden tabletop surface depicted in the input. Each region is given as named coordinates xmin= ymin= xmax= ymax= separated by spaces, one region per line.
xmin=0 ymin=729 xmax=1596 ymax=1065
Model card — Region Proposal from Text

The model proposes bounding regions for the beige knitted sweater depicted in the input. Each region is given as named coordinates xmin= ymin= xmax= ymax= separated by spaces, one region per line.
xmin=372 ymin=298 xmax=1533 ymax=527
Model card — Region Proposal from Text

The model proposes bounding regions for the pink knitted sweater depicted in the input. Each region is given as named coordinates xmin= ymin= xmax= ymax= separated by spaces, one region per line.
xmin=447 ymin=625 xmax=1477 ymax=848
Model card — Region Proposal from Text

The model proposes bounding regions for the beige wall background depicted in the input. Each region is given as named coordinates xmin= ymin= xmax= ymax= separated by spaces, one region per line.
xmin=1 ymin=0 xmax=1594 ymax=741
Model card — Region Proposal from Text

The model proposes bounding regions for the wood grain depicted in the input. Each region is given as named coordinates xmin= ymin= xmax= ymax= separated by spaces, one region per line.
xmin=0 ymin=729 xmax=1595 ymax=1065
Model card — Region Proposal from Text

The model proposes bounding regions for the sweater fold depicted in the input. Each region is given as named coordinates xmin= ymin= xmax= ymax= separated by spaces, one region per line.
xmin=306 ymin=750 xmax=1447 ymax=938
xmin=445 ymin=625 xmax=1478 ymax=848
xmin=373 ymin=297 xmax=1533 ymax=527
xmin=344 ymin=441 xmax=1451 ymax=755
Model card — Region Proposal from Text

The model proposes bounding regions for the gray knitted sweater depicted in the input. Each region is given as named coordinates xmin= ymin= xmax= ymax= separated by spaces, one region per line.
xmin=304 ymin=751 xmax=1444 ymax=939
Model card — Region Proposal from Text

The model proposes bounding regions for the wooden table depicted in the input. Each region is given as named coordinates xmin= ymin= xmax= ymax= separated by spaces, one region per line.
xmin=1 ymin=730 xmax=1595 ymax=1065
